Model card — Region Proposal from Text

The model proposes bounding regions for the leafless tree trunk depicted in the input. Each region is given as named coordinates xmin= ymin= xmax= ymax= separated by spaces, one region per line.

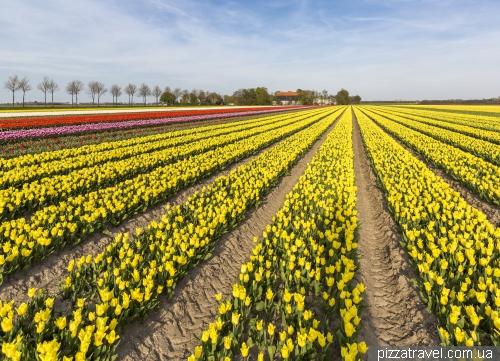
xmin=110 ymin=85 xmax=122 ymax=106
xmin=125 ymin=84 xmax=137 ymax=106
xmin=138 ymin=83 xmax=151 ymax=106
xmin=66 ymin=81 xmax=75 ymax=107
xmin=95 ymin=82 xmax=107 ymax=107
xmin=73 ymin=80 xmax=84 ymax=107
xmin=18 ymin=77 xmax=31 ymax=107
xmin=48 ymin=79 xmax=59 ymax=107
xmin=87 ymin=81 xmax=97 ymax=106
xmin=152 ymin=85 xmax=162 ymax=106
xmin=37 ymin=76 xmax=51 ymax=107
xmin=4 ymin=75 xmax=20 ymax=107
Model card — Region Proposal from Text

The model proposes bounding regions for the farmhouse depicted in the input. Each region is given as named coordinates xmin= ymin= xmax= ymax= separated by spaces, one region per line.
xmin=276 ymin=91 xmax=299 ymax=105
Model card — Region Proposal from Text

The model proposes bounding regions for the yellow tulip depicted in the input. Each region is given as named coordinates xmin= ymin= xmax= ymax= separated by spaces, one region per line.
xmin=240 ymin=342 xmax=249 ymax=357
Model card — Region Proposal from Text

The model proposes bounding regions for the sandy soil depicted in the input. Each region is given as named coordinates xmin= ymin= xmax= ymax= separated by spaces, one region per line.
xmin=115 ymin=116 xmax=342 ymax=360
xmin=352 ymin=111 xmax=440 ymax=347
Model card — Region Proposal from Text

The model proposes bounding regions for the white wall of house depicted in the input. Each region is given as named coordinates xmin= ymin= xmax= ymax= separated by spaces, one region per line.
xmin=314 ymin=98 xmax=334 ymax=105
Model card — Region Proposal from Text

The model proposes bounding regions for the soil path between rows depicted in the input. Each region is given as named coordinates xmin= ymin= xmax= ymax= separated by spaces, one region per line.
xmin=116 ymin=114 xmax=343 ymax=360
xmin=0 ymin=128 xmax=300 ymax=305
xmin=367 ymin=111 xmax=500 ymax=228
xmin=352 ymin=110 xmax=440 ymax=347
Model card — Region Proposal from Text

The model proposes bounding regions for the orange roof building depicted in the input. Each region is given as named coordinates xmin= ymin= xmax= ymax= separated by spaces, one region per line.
xmin=276 ymin=91 xmax=299 ymax=105
xmin=276 ymin=91 xmax=298 ymax=97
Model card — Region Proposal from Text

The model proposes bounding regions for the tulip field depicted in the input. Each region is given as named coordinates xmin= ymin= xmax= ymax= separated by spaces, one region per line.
xmin=1 ymin=103 xmax=500 ymax=360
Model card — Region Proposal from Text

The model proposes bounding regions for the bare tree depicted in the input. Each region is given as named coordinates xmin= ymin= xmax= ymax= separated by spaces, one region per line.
xmin=152 ymin=85 xmax=162 ymax=106
xmin=173 ymin=87 xmax=182 ymax=104
xmin=124 ymin=84 xmax=137 ymax=106
xmin=4 ymin=75 xmax=20 ymax=107
xmin=110 ymin=85 xmax=122 ymax=106
xmin=47 ymin=79 xmax=59 ymax=107
xmin=18 ymin=77 xmax=31 ymax=107
xmin=138 ymin=83 xmax=151 ymax=106
xmin=74 ymin=80 xmax=84 ymax=107
xmin=86 ymin=81 xmax=107 ymax=106
xmin=95 ymin=82 xmax=107 ymax=106
xmin=66 ymin=81 xmax=76 ymax=107
xmin=87 ymin=81 xmax=98 ymax=106
xmin=37 ymin=77 xmax=51 ymax=107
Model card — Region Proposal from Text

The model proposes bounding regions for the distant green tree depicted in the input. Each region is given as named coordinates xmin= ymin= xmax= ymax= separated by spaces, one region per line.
xmin=232 ymin=88 xmax=257 ymax=105
xmin=336 ymin=89 xmax=350 ymax=105
xmin=297 ymin=89 xmax=316 ymax=105
xmin=189 ymin=90 xmax=198 ymax=105
xmin=255 ymin=87 xmax=270 ymax=105
xmin=352 ymin=95 xmax=361 ymax=104
xmin=161 ymin=86 xmax=176 ymax=105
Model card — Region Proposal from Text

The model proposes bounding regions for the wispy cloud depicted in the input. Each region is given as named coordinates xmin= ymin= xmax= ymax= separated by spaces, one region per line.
xmin=1 ymin=0 xmax=499 ymax=102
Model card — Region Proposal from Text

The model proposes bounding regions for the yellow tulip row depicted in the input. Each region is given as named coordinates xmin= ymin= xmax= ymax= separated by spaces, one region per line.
xmin=0 ymin=108 xmax=332 ymax=222
xmin=0 ymin=108 xmax=343 ymax=360
xmin=0 ymin=110 xmax=310 ymax=172
xmin=189 ymin=109 xmax=366 ymax=360
xmin=0 ymin=107 xmax=344 ymax=284
xmin=363 ymin=106 xmax=500 ymax=166
xmin=355 ymin=107 xmax=500 ymax=345
xmin=399 ymin=105 xmax=500 ymax=115
xmin=386 ymin=105 xmax=500 ymax=129
xmin=0 ymin=110 xmax=314 ymax=184
xmin=360 ymin=108 xmax=500 ymax=208
xmin=375 ymin=106 xmax=500 ymax=142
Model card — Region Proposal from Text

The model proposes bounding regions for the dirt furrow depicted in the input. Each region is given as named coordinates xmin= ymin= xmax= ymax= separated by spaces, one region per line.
xmin=352 ymin=111 xmax=440 ymax=347
xmin=116 ymin=115 xmax=343 ymax=360
xmin=0 ymin=134 xmax=294 ymax=305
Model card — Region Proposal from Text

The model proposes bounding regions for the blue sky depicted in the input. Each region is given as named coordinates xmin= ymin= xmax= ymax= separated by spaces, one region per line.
xmin=1 ymin=0 xmax=499 ymax=103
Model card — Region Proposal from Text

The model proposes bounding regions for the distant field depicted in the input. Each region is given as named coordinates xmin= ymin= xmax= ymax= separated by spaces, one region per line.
xmin=390 ymin=104 xmax=500 ymax=116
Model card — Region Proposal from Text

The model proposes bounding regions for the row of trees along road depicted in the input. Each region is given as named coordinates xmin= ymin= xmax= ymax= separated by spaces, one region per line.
xmin=3 ymin=75 xmax=361 ymax=107
xmin=3 ymin=75 xmax=165 ymax=107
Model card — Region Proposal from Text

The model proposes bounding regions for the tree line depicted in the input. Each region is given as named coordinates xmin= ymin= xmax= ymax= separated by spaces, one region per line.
xmin=159 ymin=88 xmax=223 ymax=106
xmin=225 ymin=88 xmax=361 ymax=105
xmin=3 ymin=75 xmax=361 ymax=107
xmin=3 ymin=75 xmax=177 ymax=107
